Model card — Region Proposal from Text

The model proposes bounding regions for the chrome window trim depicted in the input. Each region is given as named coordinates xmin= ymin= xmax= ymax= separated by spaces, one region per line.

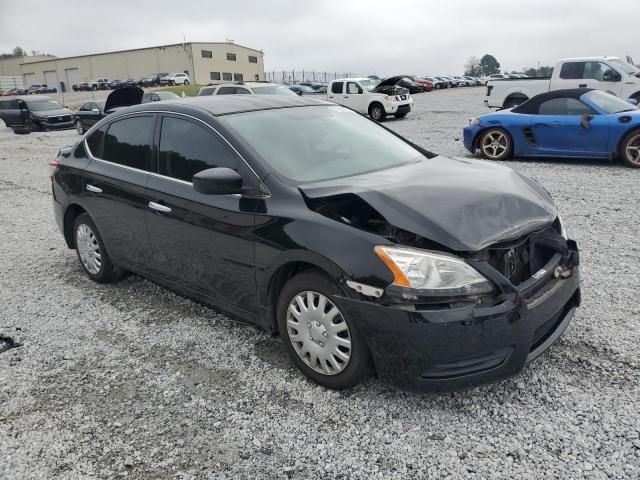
xmin=83 ymin=110 xmax=271 ymax=196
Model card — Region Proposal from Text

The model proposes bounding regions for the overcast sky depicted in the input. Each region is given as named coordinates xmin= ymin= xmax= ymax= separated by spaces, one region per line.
xmin=1 ymin=0 xmax=637 ymax=75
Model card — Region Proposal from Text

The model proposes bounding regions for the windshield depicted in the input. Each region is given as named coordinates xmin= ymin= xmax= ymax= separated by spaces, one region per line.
xmin=222 ymin=105 xmax=423 ymax=183
xmin=608 ymin=59 xmax=639 ymax=76
xmin=26 ymin=99 xmax=64 ymax=111
xmin=584 ymin=90 xmax=638 ymax=113
xmin=358 ymin=79 xmax=379 ymax=91
xmin=252 ymin=86 xmax=296 ymax=95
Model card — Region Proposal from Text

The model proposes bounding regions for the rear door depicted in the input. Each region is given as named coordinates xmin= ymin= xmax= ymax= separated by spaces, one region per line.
xmin=144 ymin=114 xmax=259 ymax=313
xmin=529 ymin=97 xmax=608 ymax=156
xmin=82 ymin=115 xmax=156 ymax=268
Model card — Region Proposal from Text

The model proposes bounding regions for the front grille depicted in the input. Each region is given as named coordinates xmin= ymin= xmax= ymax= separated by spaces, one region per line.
xmin=486 ymin=224 xmax=563 ymax=285
xmin=48 ymin=115 xmax=71 ymax=124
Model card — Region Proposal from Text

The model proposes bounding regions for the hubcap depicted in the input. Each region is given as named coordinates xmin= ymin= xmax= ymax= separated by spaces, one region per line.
xmin=481 ymin=130 xmax=508 ymax=159
xmin=286 ymin=291 xmax=352 ymax=376
xmin=76 ymin=120 xmax=83 ymax=134
xmin=625 ymin=133 xmax=640 ymax=165
xmin=372 ymin=107 xmax=382 ymax=120
xmin=76 ymin=224 xmax=102 ymax=275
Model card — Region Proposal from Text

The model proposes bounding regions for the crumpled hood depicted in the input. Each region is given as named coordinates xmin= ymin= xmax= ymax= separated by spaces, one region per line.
xmin=300 ymin=156 xmax=557 ymax=252
xmin=104 ymin=86 xmax=144 ymax=112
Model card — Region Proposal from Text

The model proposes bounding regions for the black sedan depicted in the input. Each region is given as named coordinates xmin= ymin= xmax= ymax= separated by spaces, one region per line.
xmin=378 ymin=76 xmax=424 ymax=94
xmin=51 ymin=95 xmax=580 ymax=392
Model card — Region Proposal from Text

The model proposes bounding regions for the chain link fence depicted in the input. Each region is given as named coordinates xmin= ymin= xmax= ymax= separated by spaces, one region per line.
xmin=265 ymin=70 xmax=372 ymax=85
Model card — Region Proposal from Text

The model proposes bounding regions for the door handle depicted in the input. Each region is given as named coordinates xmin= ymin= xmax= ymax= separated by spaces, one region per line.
xmin=534 ymin=123 xmax=548 ymax=127
xmin=148 ymin=201 xmax=171 ymax=213
xmin=578 ymin=83 xmax=587 ymax=88
xmin=85 ymin=184 xmax=102 ymax=193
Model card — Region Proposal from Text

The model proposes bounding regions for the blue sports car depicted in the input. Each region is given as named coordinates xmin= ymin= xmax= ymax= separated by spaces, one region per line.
xmin=463 ymin=88 xmax=640 ymax=168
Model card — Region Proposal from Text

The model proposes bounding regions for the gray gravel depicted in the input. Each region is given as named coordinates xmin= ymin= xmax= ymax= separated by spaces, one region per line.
xmin=1 ymin=87 xmax=639 ymax=479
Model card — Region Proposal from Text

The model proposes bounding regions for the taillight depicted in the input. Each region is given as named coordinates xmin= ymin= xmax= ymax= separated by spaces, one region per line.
xmin=48 ymin=159 xmax=59 ymax=181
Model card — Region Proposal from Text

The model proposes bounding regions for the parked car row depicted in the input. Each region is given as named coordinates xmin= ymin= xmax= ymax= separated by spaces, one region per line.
xmin=1 ymin=85 xmax=58 ymax=95
xmin=71 ymin=72 xmax=190 ymax=91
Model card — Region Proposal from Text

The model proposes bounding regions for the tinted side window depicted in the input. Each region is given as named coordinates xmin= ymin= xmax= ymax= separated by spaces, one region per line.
xmin=235 ymin=88 xmax=250 ymax=94
xmin=217 ymin=86 xmax=236 ymax=95
xmin=86 ymin=124 xmax=107 ymax=157
xmin=538 ymin=98 xmax=593 ymax=115
xmin=331 ymin=82 xmax=343 ymax=94
xmin=102 ymin=116 xmax=154 ymax=170
xmin=559 ymin=62 xmax=584 ymax=79
xmin=199 ymin=87 xmax=215 ymax=96
xmin=159 ymin=117 xmax=238 ymax=182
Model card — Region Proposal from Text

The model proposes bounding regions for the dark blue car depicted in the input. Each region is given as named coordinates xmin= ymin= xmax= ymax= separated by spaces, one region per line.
xmin=464 ymin=88 xmax=640 ymax=167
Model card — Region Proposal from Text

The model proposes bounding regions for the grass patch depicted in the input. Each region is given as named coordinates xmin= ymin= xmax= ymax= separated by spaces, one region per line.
xmin=156 ymin=84 xmax=203 ymax=97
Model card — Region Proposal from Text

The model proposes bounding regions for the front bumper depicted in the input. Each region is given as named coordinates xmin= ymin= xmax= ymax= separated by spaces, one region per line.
xmin=334 ymin=250 xmax=581 ymax=393
xmin=383 ymin=100 xmax=413 ymax=115
xmin=463 ymin=125 xmax=482 ymax=152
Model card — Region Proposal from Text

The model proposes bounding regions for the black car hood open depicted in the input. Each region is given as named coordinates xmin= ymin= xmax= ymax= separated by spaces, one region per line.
xmin=299 ymin=156 xmax=557 ymax=252
xmin=104 ymin=86 xmax=144 ymax=112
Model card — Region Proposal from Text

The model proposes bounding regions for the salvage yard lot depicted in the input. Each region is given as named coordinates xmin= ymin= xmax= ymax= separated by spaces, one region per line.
xmin=1 ymin=87 xmax=639 ymax=479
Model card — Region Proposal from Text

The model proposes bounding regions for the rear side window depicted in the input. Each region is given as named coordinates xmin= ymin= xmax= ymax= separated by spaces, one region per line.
xmin=86 ymin=124 xmax=107 ymax=157
xmin=199 ymin=87 xmax=215 ymax=96
xmin=559 ymin=62 xmax=584 ymax=79
xmin=331 ymin=82 xmax=343 ymax=94
xmin=102 ymin=116 xmax=154 ymax=170
xmin=538 ymin=98 xmax=593 ymax=115
xmin=159 ymin=117 xmax=238 ymax=182
xmin=217 ymin=86 xmax=236 ymax=95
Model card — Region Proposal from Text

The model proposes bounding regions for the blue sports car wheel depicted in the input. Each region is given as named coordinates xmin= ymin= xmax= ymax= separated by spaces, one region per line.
xmin=621 ymin=130 xmax=640 ymax=168
xmin=479 ymin=128 xmax=513 ymax=161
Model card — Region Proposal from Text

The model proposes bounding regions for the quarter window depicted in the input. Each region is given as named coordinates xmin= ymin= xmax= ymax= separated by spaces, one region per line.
xmin=222 ymin=72 xmax=232 ymax=81
xmin=538 ymin=98 xmax=594 ymax=115
xmin=248 ymin=56 xmax=258 ymax=63
xmin=86 ymin=124 xmax=107 ymax=158
xmin=159 ymin=117 xmax=238 ymax=182
xmin=201 ymin=50 xmax=212 ymax=58
xmin=331 ymin=82 xmax=344 ymax=94
xmin=102 ymin=116 xmax=154 ymax=170
xmin=226 ymin=53 xmax=237 ymax=61
xmin=210 ymin=72 xmax=221 ymax=81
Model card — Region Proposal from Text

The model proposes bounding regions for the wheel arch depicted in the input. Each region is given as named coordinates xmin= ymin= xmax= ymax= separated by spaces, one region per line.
xmin=503 ymin=93 xmax=529 ymax=109
xmin=616 ymin=125 xmax=640 ymax=158
xmin=63 ymin=203 xmax=88 ymax=248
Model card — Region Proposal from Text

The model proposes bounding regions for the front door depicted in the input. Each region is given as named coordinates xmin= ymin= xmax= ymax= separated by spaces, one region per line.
xmin=345 ymin=81 xmax=368 ymax=112
xmin=81 ymin=115 xmax=156 ymax=268
xmin=145 ymin=115 xmax=259 ymax=313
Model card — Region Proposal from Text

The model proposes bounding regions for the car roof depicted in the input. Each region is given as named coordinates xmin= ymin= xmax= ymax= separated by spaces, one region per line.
xmin=511 ymin=88 xmax=594 ymax=114
xmin=122 ymin=94 xmax=332 ymax=116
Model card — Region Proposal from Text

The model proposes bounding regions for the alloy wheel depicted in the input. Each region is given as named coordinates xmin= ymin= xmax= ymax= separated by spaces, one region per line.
xmin=625 ymin=133 xmax=640 ymax=166
xmin=481 ymin=130 xmax=509 ymax=159
xmin=286 ymin=291 xmax=352 ymax=376
xmin=371 ymin=106 xmax=383 ymax=120
xmin=76 ymin=223 xmax=102 ymax=275
xmin=76 ymin=120 xmax=84 ymax=135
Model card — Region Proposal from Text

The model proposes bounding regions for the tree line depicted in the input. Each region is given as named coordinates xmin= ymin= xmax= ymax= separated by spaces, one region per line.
xmin=464 ymin=54 xmax=553 ymax=77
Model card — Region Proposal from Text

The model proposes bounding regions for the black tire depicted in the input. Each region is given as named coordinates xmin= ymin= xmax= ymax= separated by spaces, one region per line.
xmin=183 ymin=80 xmax=189 ymax=86
xmin=169 ymin=80 xmax=175 ymax=86
xmin=394 ymin=112 xmax=408 ymax=119
xmin=503 ymin=97 xmax=527 ymax=109
xmin=75 ymin=119 xmax=85 ymax=135
xmin=478 ymin=127 xmax=513 ymax=161
xmin=619 ymin=128 xmax=640 ymax=168
xmin=72 ymin=213 xmax=124 ymax=283
xmin=368 ymin=103 xmax=386 ymax=122
xmin=277 ymin=270 xmax=372 ymax=390
xmin=92 ymin=85 xmax=97 ymax=91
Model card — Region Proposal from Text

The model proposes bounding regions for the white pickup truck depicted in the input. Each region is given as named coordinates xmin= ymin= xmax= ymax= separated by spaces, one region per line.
xmin=327 ymin=77 xmax=413 ymax=121
xmin=485 ymin=57 xmax=640 ymax=109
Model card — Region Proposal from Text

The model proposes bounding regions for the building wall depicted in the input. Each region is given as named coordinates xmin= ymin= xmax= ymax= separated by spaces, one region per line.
xmin=9 ymin=43 xmax=265 ymax=90
xmin=190 ymin=42 xmax=264 ymax=84
xmin=0 ymin=55 xmax=56 ymax=76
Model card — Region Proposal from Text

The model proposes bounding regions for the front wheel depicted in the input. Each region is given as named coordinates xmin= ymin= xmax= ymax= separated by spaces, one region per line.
xmin=369 ymin=103 xmax=386 ymax=122
xmin=619 ymin=129 xmax=640 ymax=168
xmin=478 ymin=128 xmax=513 ymax=161
xmin=75 ymin=119 xmax=85 ymax=135
xmin=277 ymin=271 xmax=371 ymax=390
xmin=183 ymin=80 xmax=189 ymax=86
xmin=73 ymin=213 xmax=124 ymax=283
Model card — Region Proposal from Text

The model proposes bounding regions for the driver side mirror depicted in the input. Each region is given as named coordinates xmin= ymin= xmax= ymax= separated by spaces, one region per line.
xmin=580 ymin=114 xmax=592 ymax=129
xmin=193 ymin=167 xmax=242 ymax=195
xmin=603 ymin=69 xmax=621 ymax=82
xmin=627 ymin=98 xmax=639 ymax=106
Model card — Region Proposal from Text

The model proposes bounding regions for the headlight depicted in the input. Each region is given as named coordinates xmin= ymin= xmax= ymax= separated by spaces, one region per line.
xmin=469 ymin=117 xmax=480 ymax=126
xmin=374 ymin=246 xmax=493 ymax=296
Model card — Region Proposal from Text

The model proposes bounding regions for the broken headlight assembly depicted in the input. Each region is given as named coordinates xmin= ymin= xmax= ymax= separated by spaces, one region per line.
xmin=374 ymin=246 xmax=494 ymax=298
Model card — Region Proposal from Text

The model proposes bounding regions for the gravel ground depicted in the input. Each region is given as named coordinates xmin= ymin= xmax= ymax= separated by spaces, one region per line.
xmin=1 ymin=87 xmax=639 ymax=479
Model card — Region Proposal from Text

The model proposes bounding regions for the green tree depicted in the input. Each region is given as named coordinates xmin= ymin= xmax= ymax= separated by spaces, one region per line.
xmin=12 ymin=46 xmax=26 ymax=57
xmin=480 ymin=54 xmax=501 ymax=76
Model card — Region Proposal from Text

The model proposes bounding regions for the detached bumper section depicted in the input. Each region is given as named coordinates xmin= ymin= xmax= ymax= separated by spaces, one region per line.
xmin=334 ymin=242 xmax=580 ymax=393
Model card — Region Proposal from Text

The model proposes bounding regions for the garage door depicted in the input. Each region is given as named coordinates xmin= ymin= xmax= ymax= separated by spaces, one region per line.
xmin=23 ymin=73 xmax=36 ymax=87
xmin=65 ymin=68 xmax=80 ymax=89
xmin=44 ymin=70 xmax=58 ymax=89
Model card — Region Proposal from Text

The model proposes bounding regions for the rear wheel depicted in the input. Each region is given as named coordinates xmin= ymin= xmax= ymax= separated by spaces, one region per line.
xmin=619 ymin=129 xmax=640 ymax=168
xmin=277 ymin=271 xmax=371 ymax=390
xmin=478 ymin=128 xmax=513 ymax=161
xmin=73 ymin=213 xmax=123 ymax=283
xmin=369 ymin=103 xmax=386 ymax=122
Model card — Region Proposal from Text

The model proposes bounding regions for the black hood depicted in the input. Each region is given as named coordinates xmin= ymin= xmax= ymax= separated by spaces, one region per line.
xmin=299 ymin=156 xmax=557 ymax=252
xmin=104 ymin=86 xmax=144 ymax=112
xmin=376 ymin=76 xmax=405 ymax=87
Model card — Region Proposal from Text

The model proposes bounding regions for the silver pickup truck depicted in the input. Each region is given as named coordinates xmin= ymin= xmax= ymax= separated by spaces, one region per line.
xmin=485 ymin=57 xmax=640 ymax=109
